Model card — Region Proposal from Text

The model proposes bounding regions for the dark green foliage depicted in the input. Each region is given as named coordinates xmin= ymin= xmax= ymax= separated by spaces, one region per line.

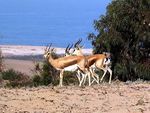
xmin=63 ymin=71 xmax=78 ymax=85
xmin=89 ymin=0 xmax=150 ymax=81
xmin=32 ymin=75 xmax=41 ymax=86
xmin=32 ymin=60 xmax=59 ymax=86
xmin=2 ymin=69 xmax=22 ymax=81
xmin=1 ymin=69 xmax=31 ymax=87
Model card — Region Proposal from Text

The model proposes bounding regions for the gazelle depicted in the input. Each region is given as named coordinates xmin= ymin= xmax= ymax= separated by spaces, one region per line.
xmin=65 ymin=44 xmax=91 ymax=86
xmin=65 ymin=42 xmax=99 ymax=85
xmin=68 ymin=39 xmax=112 ymax=84
xmin=43 ymin=44 xmax=90 ymax=87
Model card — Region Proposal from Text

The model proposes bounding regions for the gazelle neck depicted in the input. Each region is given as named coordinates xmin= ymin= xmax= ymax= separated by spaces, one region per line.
xmin=47 ymin=54 xmax=56 ymax=67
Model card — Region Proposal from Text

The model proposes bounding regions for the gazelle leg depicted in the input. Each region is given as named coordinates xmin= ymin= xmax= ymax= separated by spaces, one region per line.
xmin=90 ymin=68 xmax=99 ymax=84
xmin=76 ymin=70 xmax=81 ymax=83
xmin=83 ymin=73 xmax=88 ymax=85
xmin=79 ymin=73 xmax=85 ymax=86
xmin=59 ymin=69 xmax=64 ymax=87
xmin=107 ymin=68 xmax=112 ymax=84
xmin=100 ymin=69 xmax=107 ymax=83
xmin=92 ymin=71 xmax=99 ymax=84
xmin=87 ymin=72 xmax=91 ymax=86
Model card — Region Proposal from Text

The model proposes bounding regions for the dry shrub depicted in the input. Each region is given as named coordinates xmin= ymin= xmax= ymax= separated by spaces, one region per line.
xmin=1 ymin=69 xmax=31 ymax=87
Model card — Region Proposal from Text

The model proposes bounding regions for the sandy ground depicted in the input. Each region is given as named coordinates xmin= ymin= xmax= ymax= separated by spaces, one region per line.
xmin=0 ymin=82 xmax=149 ymax=113
xmin=3 ymin=59 xmax=35 ymax=75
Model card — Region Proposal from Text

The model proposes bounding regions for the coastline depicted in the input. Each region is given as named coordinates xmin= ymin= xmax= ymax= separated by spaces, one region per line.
xmin=0 ymin=45 xmax=92 ymax=58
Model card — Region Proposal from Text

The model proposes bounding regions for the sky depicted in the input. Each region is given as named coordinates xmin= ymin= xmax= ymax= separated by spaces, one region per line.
xmin=0 ymin=0 xmax=112 ymax=47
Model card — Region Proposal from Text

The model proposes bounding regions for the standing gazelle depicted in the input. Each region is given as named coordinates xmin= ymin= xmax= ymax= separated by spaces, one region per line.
xmin=43 ymin=44 xmax=90 ymax=87
xmin=67 ymin=39 xmax=112 ymax=84
xmin=65 ymin=44 xmax=92 ymax=86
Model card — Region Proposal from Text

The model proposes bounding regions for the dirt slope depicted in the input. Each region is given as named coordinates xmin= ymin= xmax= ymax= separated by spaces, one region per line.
xmin=0 ymin=82 xmax=150 ymax=113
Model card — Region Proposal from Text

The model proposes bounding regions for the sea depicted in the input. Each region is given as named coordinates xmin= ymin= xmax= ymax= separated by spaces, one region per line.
xmin=0 ymin=0 xmax=111 ymax=48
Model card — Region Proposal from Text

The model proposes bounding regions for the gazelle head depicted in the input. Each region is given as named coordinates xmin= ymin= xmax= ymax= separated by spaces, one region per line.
xmin=44 ymin=44 xmax=55 ymax=59
xmin=73 ymin=39 xmax=83 ymax=56
xmin=65 ymin=44 xmax=73 ymax=56
xmin=103 ymin=52 xmax=111 ymax=58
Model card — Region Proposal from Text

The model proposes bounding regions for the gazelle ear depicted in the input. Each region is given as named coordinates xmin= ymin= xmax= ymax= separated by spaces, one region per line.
xmin=51 ymin=48 xmax=56 ymax=52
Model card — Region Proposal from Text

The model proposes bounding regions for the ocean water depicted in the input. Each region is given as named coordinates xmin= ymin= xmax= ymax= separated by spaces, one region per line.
xmin=0 ymin=0 xmax=111 ymax=48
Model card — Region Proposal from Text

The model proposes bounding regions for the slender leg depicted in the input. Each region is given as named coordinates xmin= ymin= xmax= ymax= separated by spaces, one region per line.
xmin=76 ymin=70 xmax=81 ymax=83
xmin=91 ymin=68 xmax=99 ymax=84
xmin=95 ymin=71 xmax=100 ymax=84
xmin=59 ymin=69 xmax=64 ymax=87
xmin=107 ymin=68 xmax=112 ymax=84
xmin=87 ymin=71 xmax=91 ymax=86
xmin=92 ymin=72 xmax=99 ymax=84
xmin=79 ymin=73 xmax=85 ymax=86
xmin=100 ymin=68 xmax=107 ymax=83
xmin=83 ymin=73 xmax=87 ymax=85
xmin=90 ymin=69 xmax=98 ymax=84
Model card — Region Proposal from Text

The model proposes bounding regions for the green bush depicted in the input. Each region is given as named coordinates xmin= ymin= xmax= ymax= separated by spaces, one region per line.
xmin=32 ymin=73 xmax=53 ymax=87
xmin=1 ymin=69 xmax=31 ymax=87
xmin=32 ymin=59 xmax=59 ymax=86
xmin=32 ymin=75 xmax=42 ymax=86
xmin=2 ymin=69 xmax=22 ymax=81
xmin=136 ymin=63 xmax=150 ymax=80
xmin=63 ymin=71 xmax=78 ymax=85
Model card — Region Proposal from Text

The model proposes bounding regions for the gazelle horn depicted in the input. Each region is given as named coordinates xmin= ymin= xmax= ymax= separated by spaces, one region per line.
xmin=65 ymin=44 xmax=70 ymax=54
xmin=65 ymin=44 xmax=73 ymax=54
xmin=74 ymin=38 xmax=82 ymax=48
xmin=47 ymin=43 xmax=52 ymax=52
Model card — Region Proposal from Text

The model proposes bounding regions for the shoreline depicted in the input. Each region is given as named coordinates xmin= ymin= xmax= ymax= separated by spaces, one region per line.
xmin=0 ymin=44 xmax=92 ymax=58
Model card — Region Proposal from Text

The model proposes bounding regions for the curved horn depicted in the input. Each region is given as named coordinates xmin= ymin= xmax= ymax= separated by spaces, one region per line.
xmin=74 ymin=38 xmax=82 ymax=48
xmin=47 ymin=43 xmax=52 ymax=52
xmin=45 ymin=43 xmax=52 ymax=51
xmin=45 ymin=44 xmax=49 ymax=51
xmin=65 ymin=44 xmax=70 ymax=54
xmin=78 ymin=38 xmax=82 ymax=44
xmin=74 ymin=39 xmax=81 ymax=48
xmin=69 ymin=44 xmax=73 ymax=50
